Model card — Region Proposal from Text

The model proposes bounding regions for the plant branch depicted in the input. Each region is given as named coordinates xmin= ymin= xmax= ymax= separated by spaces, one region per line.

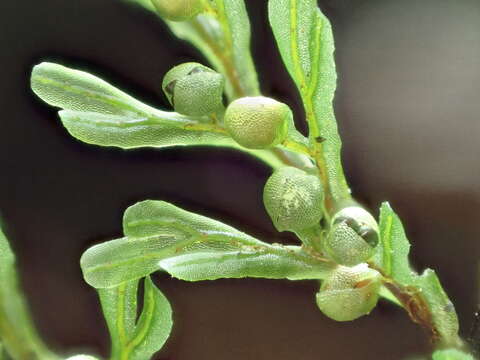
xmin=190 ymin=18 xmax=245 ymax=100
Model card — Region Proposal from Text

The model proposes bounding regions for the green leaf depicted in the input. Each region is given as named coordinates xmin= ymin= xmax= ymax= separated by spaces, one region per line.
xmin=268 ymin=0 xmax=350 ymax=201
xmin=98 ymin=277 xmax=172 ymax=360
xmin=432 ymin=349 xmax=475 ymax=360
xmin=414 ymin=270 xmax=461 ymax=348
xmin=372 ymin=203 xmax=460 ymax=347
xmin=0 ymin=226 xmax=57 ymax=359
xmin=373 ymin=202 xmax=412 ymax=283
xmin=81 ymin=200 xmax=334 ymax=288
xmin=129 ymin=277 xmax=172 ymax=360
xmin=31 ymin=62 xmax=170 ymax=117
xmin=57 ymin=109 xmax=222 ymax=149
xmin=98 ymin=281 xmax=139 ymax=358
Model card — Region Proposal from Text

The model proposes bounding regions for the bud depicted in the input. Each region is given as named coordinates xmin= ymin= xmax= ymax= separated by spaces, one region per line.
xmin=224 ymin=96 xmax=290 ymax=149
xmin=263 ymin=166 xmax=324 ymax=232
xmin=323 ymin=206 xmax=379 ymax=266
xmin=151 ymin=0 xmax=204 ymax=22
xmin=316 ymin=264 xmax=381 ymax=322
xmin=162 ymin=62 xmax=225 ymax=116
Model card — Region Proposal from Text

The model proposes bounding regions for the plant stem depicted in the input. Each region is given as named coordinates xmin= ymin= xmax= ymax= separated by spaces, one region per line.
xmin=0 ymin=281 xmax=58 ymax=360
xmin=190 ymin=18 xmax=246 ymax=100
xmin=0 ymin=229 xmax=57 ymax=360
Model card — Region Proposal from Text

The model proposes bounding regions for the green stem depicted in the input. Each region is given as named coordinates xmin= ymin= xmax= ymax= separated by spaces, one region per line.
xmin=190 ymin=18 xmax=245 ymax=100
xmin=0 ymin=229 xmax=57 ymax=360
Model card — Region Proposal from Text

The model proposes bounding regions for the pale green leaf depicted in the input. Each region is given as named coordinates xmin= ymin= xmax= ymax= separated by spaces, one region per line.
xmin=371 ymin=204 xmax=460 ymax=347
xmin=98 ymin=277 xmax=172 ymax=360
xmin=81 ymin=200 xmax=334 ymax=288
xmin=268 ymin=0 xmax=350 ymax=201
xmin=432 ymin=349 xmax=475 ymax=360
xmin=31 ymin=62 xmax=164 ymax=117
xmin=414 ymin=270 xmax=460 ymax=348
xmin=129 ymin=277 xmax=172 ymax=360
xmin=57 ymin=109 xmax=223 ymax=149
xmin=373 ymin=202 xmax=412 ymax=283
xmin=98 ymin=280 xmax=139 ymax=358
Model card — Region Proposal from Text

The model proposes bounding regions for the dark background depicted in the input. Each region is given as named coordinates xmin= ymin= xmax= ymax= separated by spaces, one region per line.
xmin=1 ymin=0 xmax=480 ymax=359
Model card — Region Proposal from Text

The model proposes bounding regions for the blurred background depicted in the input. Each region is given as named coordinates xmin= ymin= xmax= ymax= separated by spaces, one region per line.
xmin=0 ymin=0 xmax=479 ymax=359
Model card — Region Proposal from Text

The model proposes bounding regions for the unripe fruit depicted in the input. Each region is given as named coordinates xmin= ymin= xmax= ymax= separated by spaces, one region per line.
xmin=151 ymin=0 xmax=204 ymax=22
xmin=224 ymin=96 xmax=290 ymax=149
xmin=162 ymin=62 xmax=225 ymax=116
xmin=263 ymin=166 xmax=324 ymax=232
xmin=316 ymin=264 xmax=381 ymax=322
xmin=323 ymin=206 xmax=379 ymax=266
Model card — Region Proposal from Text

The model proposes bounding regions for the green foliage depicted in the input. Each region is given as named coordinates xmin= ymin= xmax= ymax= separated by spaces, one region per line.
xmin=30 ymin=62 xmax=290 ymax=169
xmin=268 ymin=0 xmax=350 ymax=202
xmin=224 ymin=96 xmax=291 ymax=149
xmin=162 ymin=62 xmax=225 ymax=116
xmin=81 ymin=200 xmax=334 ymax=289
xmin=99 ymin=277 xmax=172 ymax=360
xmin=263 ymin=166 xmax=324 ymax=232
xmin=372 ymin=203 xmax=461 ymax=347
xmin=30 ymin=62 xmax=222 ymax=148
xmin=12 ymin=0 xmax=472 ymax=358
xmin=316 ymin=264 xmax=381 ymax=322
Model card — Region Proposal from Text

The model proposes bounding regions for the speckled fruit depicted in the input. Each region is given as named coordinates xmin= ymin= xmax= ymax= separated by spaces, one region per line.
xmin=323 ymin=206 xmax=379 ymax=266
xmin=224 ymin=96 xmax=290 ymax=149
xmin=162 ymin=62 xmax=224 ymax=116
xmin=316 ymin=264 xmax=381 ymax=322
xmin=263 ymin=166 xmax=324 ymax=232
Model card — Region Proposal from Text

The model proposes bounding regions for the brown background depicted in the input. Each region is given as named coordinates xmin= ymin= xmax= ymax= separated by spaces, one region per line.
xmin=0 ymin=0 xmax=479 ymax=359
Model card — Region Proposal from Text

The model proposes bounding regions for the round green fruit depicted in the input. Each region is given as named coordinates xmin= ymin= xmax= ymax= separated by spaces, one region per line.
xmin=316 ymin=264 xmax=381 ymax=322
xmin=263 ymin=166 xmax=324 ymax=232
xmin=224 ymin=96 xmax=290 ymax=149
xmin=323 ymin=206 xmax=379 ymax=266
xmin=151 ymin=0 xmax=204 ymax=22
xmin=162 ymin=62 xmax=224 ymax=116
